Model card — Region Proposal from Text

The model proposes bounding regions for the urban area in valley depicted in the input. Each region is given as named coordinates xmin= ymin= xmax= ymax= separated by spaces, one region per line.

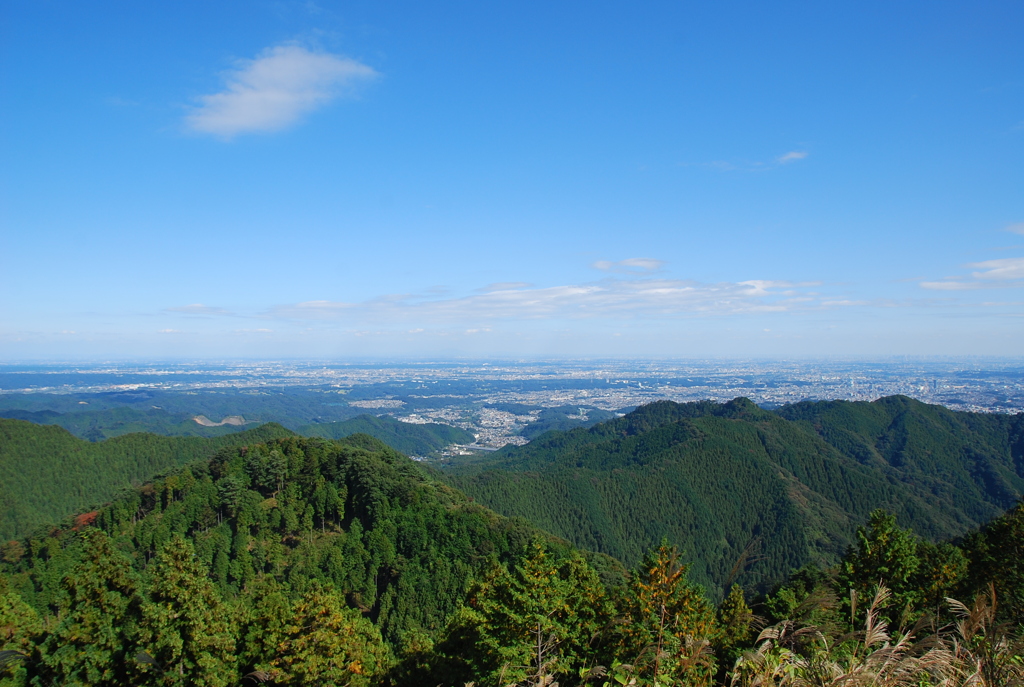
xmin=2 ymin=358 xmax=1022 ymax=454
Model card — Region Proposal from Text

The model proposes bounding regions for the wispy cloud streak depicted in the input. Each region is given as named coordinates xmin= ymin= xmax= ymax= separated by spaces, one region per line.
xmin=165 ymin=304 xmax=234 ymax=316
xmin=267 ymin=278 xmax=833 ymax=324
xmin=777 ymin=150 xmax=808 ymax=163
xmin=920 ymin=257 xmax=1024 ymax=290
xmin=185 ymin=45 xmax=377 ymax=137
xmin=592 ymin=258 xmax=665 ymax=273
xmin=1005 ymin=222 xmax=1024 ymax=235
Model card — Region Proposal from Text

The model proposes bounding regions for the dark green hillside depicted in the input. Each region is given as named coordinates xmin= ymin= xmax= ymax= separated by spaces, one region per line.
xmin=0 ymin=419 xmax=294 ymax=540
xmin=297 ymin=414 xmax=473 ymax=455
xmin=0 ymin=435 xmax=572 ymax=684
xmin=777 ymin=395 xmax=1024 ymax=522
xmin=444 ymin=397 xmax=1024 ymax=597
xmin=0 ymin=429 xmax=1021 ymax=685
xmin=0 ymin=388 xmax=367 ymax=434
xmin=0 ymin=407 xmax=254 ymax=441
xmin=1 ymin=435 xmax=545 ymax=644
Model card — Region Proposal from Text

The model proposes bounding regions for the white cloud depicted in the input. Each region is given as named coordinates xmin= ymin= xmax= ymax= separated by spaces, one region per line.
xmin=970 ymin=257 xmax=1024 ymax=281
xmin=777 ymin=151 xmax=808 ymax=164
xmin=592 ymin=258 xmax=665 ymax=273
xmin=165 ymin=304 xmax=233 ymax=316
xmin=267 ymin=277 xmax=843 ymax=324
xmin=477 ymin=282 xmax=534 ymax=292
xmin=185 ymin=45 xmax=377 ymax=137
xmin=919 ymin=281 xmax=980 ymax=291
xmin=919 ymin=256 xmax=1024 ymax=291
xmin=1005 ymin=222 xmax=1024 ymax=235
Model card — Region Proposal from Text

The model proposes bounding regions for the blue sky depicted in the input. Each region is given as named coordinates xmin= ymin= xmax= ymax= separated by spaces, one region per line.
xmin=2 ymin=0 xmax=1022 ymax=359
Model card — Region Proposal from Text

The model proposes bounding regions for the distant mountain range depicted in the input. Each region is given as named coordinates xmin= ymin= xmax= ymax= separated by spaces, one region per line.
xmin=443 ymin=395 xmax=1024 ymax=596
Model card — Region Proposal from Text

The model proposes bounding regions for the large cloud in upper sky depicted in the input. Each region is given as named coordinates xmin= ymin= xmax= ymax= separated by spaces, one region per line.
xmin=185 ymin=45 xmax=377 ymax=137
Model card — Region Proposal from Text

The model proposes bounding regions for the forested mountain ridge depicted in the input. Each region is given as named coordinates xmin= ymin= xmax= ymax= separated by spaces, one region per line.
xmin=0 ymin=406 xmax=259 ymax=442
xmin=0 ymin=434 xmax=614 ymax=686
xmin=778 ymin=395 xmax=1024 ymax=522
xmin=0 ymin=419 xmax=295 ymax=541
xmin=0 ymin=429 xmax=1021 ymax=687
xmin=0 ymin=406 xmax=474 ymax=456
xmin=0 ymin=414 xmax=476 ymax=541
xmin=443 ymin=396 xmax=1024 ymax=597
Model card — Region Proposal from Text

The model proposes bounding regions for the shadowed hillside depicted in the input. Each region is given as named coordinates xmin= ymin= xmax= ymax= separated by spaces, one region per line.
xmin=0 ymin=419 xmax=295 ymax=540
xmin=443 ymin=396 xmax=1024 ymax=596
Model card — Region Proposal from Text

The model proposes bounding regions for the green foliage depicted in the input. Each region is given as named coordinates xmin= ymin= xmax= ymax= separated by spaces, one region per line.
xmin=0 ymin=418 xmax=294 ymax=540
xmin=612 ymin=544 xmax=718 ymax=686
xmin=2 ymin=395 xmax=1023 ymax=686
xmin=1 ymin=434 xmax=553 ymax=683
xmin=839 ymin=510 xmax=925 ymax=620
xmin=443 ymin=541 xmax=612 ymax=685
xmin=715 ymin=584 xmax=754 ymax=666
xmin=445 ymin=397 xmax=1024 ymax=597
xmin=268 ymin=582 xmax=388 ymax=686
xmin=961 ymin=499 xmax=1024 ymax=625
xmin=31 ymin=531 xmax=142 ymax=686
xmin=0 ymin=575 xmax=38 ymax=686
xmin=137 ymin=536 xmax=236 ymax=686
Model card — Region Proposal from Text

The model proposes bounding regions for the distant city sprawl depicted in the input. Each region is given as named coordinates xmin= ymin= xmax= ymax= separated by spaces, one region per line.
xmin=1 ymin=358 xmax=1021 ymax=450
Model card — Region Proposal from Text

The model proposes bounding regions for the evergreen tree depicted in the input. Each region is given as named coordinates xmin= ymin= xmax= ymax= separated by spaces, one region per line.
xmin=715 ymin=583 xmax=754 ymax=665
xmin=449 ymin=541 xmax=611 ymax=685
xmin=0 ymin=575 xmax=38 ymax=687
xmin=839 ymin=510 xmax=923 ymax=622
xmin=138 ymin=536 xmax=236 ymax=687
xmin=32 ymin=531 xmax=142 ymax=687
xmin=270 ymin=582 xmax=388 ymax=686
xmin=614 ymin=544 xmax=718 ymax=686
xmin=962 ymin=500 xmax=1024 ymax=625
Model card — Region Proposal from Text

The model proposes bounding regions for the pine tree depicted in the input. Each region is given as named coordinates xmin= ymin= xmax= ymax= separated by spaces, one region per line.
xmin=615 ymin=544 xmax=718 ymax=687
xmin=271 ymin=582 xmax=388 ymax=686
xmin=0 ymin=574 xmax=38 ymax=686
xmin=715 ymin=583 xmax=755 ymax=672
xmin=33 ymin=531 xmax=142 ymax=687
xmin=839 ymin=510 xmax=923 ymax=621
xmin=451 ymin=541 xmax=611 ymax=685
xmin=138 ymin=536 xmax=236 ymax=687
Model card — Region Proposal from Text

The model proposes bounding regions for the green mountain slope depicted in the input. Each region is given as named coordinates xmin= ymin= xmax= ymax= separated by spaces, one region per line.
xmin=777 ymin=395 xmax=1024 ymax=522
xmin=1 ymin=431 xmax=1020 ymax=685
xmin=0 ymin=388 xmax=367 ymax=435
xmin=444 ymin=397 xmax=1024 ymax=596
xmin=0 ymin=419 xmax=294 ymax=540
xmin=0 ymin=406 xmax=255 ymax=441
xmin=0 ymin=435 xmax=563 ymax=657
xmin=296 ymin=414 xmax=473 ymax=455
